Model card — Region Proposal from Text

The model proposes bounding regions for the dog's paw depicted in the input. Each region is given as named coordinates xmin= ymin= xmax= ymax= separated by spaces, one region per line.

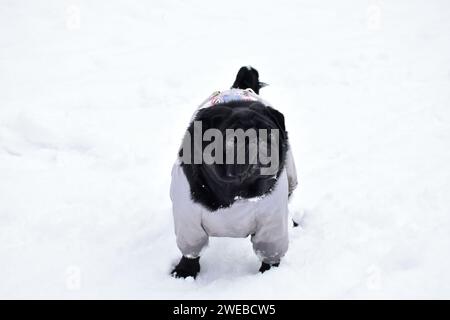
xmin=171 ymin=256 xmax=200 ymax=279
xmin=292 ymin=208 xmax=306 ymax=228
xmin=259 ymin=262 xmax=280 ymax=273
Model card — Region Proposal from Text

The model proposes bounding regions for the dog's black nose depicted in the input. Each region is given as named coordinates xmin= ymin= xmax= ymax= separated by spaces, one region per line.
xmin=231 ymin=66 xmax=267 ymax=94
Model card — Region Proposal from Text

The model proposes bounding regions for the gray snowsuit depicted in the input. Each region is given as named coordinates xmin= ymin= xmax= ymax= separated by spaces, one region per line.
xmin=170 ymin=89 xmax=298 ymax=264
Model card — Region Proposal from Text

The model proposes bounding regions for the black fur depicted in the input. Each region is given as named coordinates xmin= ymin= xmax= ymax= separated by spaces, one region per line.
xmin=231 ymin=66 xmax=267 ymax=94
xmin=259 ymin=262 xmax=280 ymax=273
xmin=179 ymin=100 xmax=288 ymax=211
xmin=171 ymin=256 xmax=200 ymax=279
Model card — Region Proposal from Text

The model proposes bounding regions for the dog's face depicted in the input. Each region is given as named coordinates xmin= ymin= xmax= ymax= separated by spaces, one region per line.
xmin=179 ymin=101 xmax=288 ymax=211
xmin=231 ymin=66 xmax=267 ymax=94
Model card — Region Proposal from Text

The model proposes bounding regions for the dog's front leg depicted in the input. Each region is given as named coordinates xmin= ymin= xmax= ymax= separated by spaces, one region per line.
xmin=171 ymin=210 xmax=209 ymax=279
xmin=170 ymin=163 xmax=209 ymax=279
xmin=251 ymin=209 xmax=289 ymax=273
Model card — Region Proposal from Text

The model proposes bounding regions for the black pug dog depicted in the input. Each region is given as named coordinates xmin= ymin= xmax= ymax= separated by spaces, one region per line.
xmin=170 ymin=66 xmax=298 ymax=278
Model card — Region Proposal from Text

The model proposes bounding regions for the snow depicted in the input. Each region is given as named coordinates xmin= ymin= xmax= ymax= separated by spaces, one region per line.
xmin=1 ymin=0 xmax=450 ymax=299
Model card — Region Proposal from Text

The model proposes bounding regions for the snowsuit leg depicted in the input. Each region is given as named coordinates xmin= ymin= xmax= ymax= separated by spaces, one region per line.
xmin=170 ymin=163 xmax=209 ymax=258
xmin=251 ymin=169 xmax=290 ymax=264
xmin=285 ymin=146 xmax=298 ymax=197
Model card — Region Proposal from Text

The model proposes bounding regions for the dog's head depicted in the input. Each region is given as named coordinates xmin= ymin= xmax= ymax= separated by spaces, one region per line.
xmin=231 ymin=66 xmax=268 ymax=94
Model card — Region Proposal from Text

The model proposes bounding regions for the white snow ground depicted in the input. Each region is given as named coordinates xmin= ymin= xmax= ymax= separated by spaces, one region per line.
xmin=1 ymin=0 xmax=450 ymax=299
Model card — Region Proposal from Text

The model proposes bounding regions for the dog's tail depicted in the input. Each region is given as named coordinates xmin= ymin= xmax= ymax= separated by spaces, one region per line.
xmin=231 ymin=66 xmax=268 ymax=94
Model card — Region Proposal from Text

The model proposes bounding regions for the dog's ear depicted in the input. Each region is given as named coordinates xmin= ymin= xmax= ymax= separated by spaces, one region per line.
xmin=265 ymin=106 xmax=286 ymax=133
